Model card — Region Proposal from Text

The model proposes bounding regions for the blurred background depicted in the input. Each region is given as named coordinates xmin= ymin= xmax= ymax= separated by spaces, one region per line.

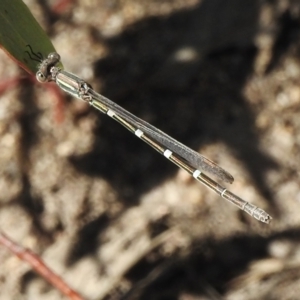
xmin=0 ymin=0 xmax=300 ymax=299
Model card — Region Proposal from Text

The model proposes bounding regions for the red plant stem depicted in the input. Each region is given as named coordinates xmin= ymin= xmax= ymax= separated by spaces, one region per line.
xmin=47 ymin=82 xmax=65 ymax=124
xmin=0 ymin=232 xmax=85 ymax=300
xmin=0 ymin=74 xmax=65 ymax=123
xmin=0 ymin=76 xmax=24 ymax=95
xmin=52 ymin=0 xmax=74 ymax=14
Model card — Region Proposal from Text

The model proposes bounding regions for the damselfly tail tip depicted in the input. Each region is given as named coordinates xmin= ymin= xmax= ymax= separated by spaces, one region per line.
xmin=243 ymin=203 xmax=272 ymax=224
xmin=262 ymin=213 xmax=272 ymax=224
xmin=255 ymin=209 xmax=272 ymax=224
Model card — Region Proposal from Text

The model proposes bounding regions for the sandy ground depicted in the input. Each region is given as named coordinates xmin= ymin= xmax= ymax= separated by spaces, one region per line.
xmin=0 ymin=0 xmax=300 ymax=299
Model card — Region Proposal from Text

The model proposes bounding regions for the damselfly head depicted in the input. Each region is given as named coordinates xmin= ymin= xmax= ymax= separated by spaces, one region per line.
xmin=36 ymin=52 xmax=61 ymax=83
xmin=47 ymin=52 xmax=60 ymax=65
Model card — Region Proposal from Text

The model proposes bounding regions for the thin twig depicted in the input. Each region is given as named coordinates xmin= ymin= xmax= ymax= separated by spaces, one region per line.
xmin=0 ymin=231 xmax=85 ymax=300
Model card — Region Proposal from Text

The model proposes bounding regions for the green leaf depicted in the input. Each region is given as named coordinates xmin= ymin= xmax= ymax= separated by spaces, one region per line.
xmin=0 ymin=0 xmax=63 ymax=75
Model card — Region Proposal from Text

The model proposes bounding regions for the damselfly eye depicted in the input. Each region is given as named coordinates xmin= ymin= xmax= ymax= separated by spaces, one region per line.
xmin=36 ymin=71 xmax=47 ymax=83
xmin=48 ymin=53 xmax=60 ymax=65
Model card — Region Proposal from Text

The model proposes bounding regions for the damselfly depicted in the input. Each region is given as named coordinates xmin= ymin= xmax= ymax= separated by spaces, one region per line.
xmin=33 ymin=50 xmax=271 ymax=224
